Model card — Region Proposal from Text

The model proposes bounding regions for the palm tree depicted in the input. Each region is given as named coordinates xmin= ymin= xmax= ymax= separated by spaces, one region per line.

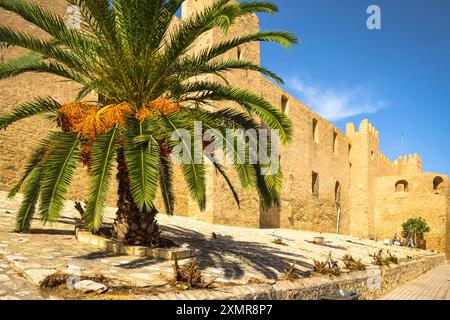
xmin=0 ymin=0 xmax=296 ymax=246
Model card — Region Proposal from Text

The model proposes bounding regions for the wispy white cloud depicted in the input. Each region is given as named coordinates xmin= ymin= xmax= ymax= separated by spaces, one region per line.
xmin=287 ymin=77 xmax=385 ymax=121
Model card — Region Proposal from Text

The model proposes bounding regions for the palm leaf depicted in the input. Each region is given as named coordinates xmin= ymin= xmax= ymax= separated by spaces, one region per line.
xmin=163 ymin=114 xmax=207 ymax=211
xmin=39 ymin=132 xmax=80 ymax=223
xmin=15 ymin=166 xmax=42 ymax=232
xmin=159 ymin=154 xmax=175 ymax=215
xmin=0 ymin=96 xmax=61 ymax=130
xmin=83 ymin=127 xmax=119 ymax=231
xmin=124 ymin=117 xmax=160 ymax=211
xmin=8 ymin=135 xmax=52 ymax=198
xmin=0 ymin=52 xmax=84 ymax=82
xmin=238 ymin=1 xmax=279 ymax=14
xmin=253 ymin=164 xmax=273 ymax=210
xmin=176 ymin=82 xmax=293 ymax=144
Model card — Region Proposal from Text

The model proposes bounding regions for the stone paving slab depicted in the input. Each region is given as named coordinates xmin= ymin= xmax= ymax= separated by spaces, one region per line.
xmin=0 ymin=191 xmax=444 ymax=299
xmin=380 ymin=264 xmax=450 ymax=300
xmin=0 ymin=255 xmax=43 ymax=300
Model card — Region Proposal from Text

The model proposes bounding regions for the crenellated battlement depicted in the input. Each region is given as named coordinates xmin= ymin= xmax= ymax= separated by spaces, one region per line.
xmin=346 ymin=119 xmax=380 ymax=141
xmin=394 ymin=153 xmax=423 ymax=175
xmin=379 ymin=153 xmax=396 ymax=169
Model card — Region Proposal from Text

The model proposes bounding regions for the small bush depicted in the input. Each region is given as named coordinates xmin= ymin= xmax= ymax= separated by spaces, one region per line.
xmin=284 ymin=262 xmax=299 ymax=281
xmin=402 ymin=217 xmax=430 ymax=249
xmin=370 ymin=249 xmax=399 ymax=267
xmin=387 ymin=251 xmax=399 ymax=264
xmin=313 ymin=253 xmax=340 ymax=276
xmin=271 ymin=238 xmax=287 ymax=246
xmin=171 ymin=259 xmax=214 ymax=290
xmin=342 ymin=254 xmax=366 ymax=271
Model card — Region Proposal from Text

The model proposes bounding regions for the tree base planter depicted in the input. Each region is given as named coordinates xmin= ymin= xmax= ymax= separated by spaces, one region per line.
xmin=75 ymin=226 xmax=195 ymax=260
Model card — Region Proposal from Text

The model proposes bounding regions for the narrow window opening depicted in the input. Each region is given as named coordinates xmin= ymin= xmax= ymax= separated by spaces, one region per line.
xmin=312 ymin=172 xmax=319 ymax=196
xmin=335 ymin=181 xmax=341 ymax=203
xmin=312 ymin=119 xmax=319 ymax=143
xmin=333 ymin=132 xmax=338 ymax=155
xmin=281 ymin=95 xmax=288 ymax=113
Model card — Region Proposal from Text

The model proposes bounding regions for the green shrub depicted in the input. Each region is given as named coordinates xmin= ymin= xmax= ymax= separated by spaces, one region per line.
xmin=402 ymin=217 xmax=430 ymax=249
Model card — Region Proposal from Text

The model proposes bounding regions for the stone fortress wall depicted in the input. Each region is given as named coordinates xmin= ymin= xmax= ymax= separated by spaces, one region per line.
xmin=0 ymin=0 xmax=448 ymax=258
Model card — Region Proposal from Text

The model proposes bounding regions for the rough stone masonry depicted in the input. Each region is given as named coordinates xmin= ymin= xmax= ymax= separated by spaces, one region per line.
xmin=0 ymin=0 xmax=449 ymax=258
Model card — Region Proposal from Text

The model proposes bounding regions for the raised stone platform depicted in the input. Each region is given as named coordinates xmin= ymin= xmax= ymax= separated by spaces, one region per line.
xmin=75 ymin=228 xmax=195 ymax=260
xmin=140 ymin=255 xmax=445 ymax=300
xmin=0 ymin=192 xmax=445 ymax=299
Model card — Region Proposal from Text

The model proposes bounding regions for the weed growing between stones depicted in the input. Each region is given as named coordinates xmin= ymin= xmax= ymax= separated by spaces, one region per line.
xmin=342 ymin=254 xmax=366 ymax=271
xmin=171 ymin=259 xmax=215 ymax=290
xmin=313 ymin=253 xmax=340 ymax=276
xmin=284 ymin=262 xmax=299 ymax=281
xmin=271 ymin=238 xmax=287 ymax=246
xmin=370 ymin=249 xmax=399 ymax=267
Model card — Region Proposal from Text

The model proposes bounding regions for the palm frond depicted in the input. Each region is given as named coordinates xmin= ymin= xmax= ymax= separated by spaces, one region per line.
xmin=163 ymin=114 xmax=206 ymax=211
xmin=124 ymin=117 xmax=160 ymax=211
xmin=0 ymin=96 xmax=61 ymax=130
xmin=8 ymin=135 xmax=52 ymax=198
xmin=84 ymin=127 xmax=119 ymax=231
xmin=15 ymin=166 xmax=42 ymax=232
xmin=159 ymin=154 xmax=175 ymax=215
xmin=238 ymin=1 xmax=279 ymax=14
xmin=189 ymin=31 xmax=298 ymax=66
xmin=175 ymin=82 xmax=293 ymax=144
xmin=0 ymin=25 xmax=89 ymax=72
xmin=39 ymin=132 xmax=80 ymax=223
xmin=0 ymin=51 xmax=85 ymax=82
xmin=0 ymin=0 xmax=98 ymax=54
xmin=187 ymin=108 xmax=258 ymax=189
xmin=174 ymin=58 xmax=284 ymax=84
xmin=253 ymin=164 xmax=273 ymax=210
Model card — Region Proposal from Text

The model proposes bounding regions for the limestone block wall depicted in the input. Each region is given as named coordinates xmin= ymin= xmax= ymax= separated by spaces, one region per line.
xmin=394 ymin=154 xmax=423 ymax=176
xmin=1 ymin=0 xmax=448 ymax=250
xmin=447 ymin=183 xmax=450 ymax=258
xmin=374 ymin=173 xmax=449 ymax=256
xmin=0 ymin=2 xmax=190 ymax=216
xmin=0 ymin=1 xmax=93 ymax=203
xmin=346 ymin=120 xmax=399 ymax=238
xmin=258 ymin=77 xmax=352 ymax=233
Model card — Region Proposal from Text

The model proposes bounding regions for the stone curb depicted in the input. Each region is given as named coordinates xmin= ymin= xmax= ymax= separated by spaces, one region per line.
xmin=140 ymin=254 xmax=446 ymax=300
xmin=75 ymin=228 xmax=195 ymax=260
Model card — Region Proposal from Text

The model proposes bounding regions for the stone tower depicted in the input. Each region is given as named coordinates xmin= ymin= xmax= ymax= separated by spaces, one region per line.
xmin=181 ymin=0 xmax=270 ymax=226
xmin=346 ymin=120 xmax=383 ymax=238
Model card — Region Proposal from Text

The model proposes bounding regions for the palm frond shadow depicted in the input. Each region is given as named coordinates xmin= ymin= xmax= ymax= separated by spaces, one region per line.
xmin=162 ymin=225 xmax=312 ymax=280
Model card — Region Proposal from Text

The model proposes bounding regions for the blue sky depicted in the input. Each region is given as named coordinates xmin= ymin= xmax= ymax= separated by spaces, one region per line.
xmin=257 ymin=0 xmax=450 ymax=174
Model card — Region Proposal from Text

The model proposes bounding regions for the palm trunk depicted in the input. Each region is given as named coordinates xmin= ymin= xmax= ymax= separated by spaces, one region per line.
xmin=112 ymin=148 xmax=161 ymax=246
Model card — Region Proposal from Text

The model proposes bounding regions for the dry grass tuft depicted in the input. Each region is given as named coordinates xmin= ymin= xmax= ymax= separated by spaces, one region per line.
xmin=313 ymin=253 xmax=341 ymax=276
xmin=271 ymin=238 xmax=287 ymax=246
xmin=171 ymin=259 xmax=214 ymax=290
xmin=342 ymin=254 xmax=366 ymax=271
xmin=370 ymin=249 xmax=399 ymax=267
xmin=284 ymin=262 xmax=299 ymax=281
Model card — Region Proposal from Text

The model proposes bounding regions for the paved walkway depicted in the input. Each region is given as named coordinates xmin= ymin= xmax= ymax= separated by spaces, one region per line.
xmin=0 ymin=192 xmax=445 ymax=299
xmin=0 ymin=192 xmax=440 ymax=288
xmin=0 ymin=256 xmax=42 ymax=300
xmin=381 ymin=264 xmax=450 ymax=300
